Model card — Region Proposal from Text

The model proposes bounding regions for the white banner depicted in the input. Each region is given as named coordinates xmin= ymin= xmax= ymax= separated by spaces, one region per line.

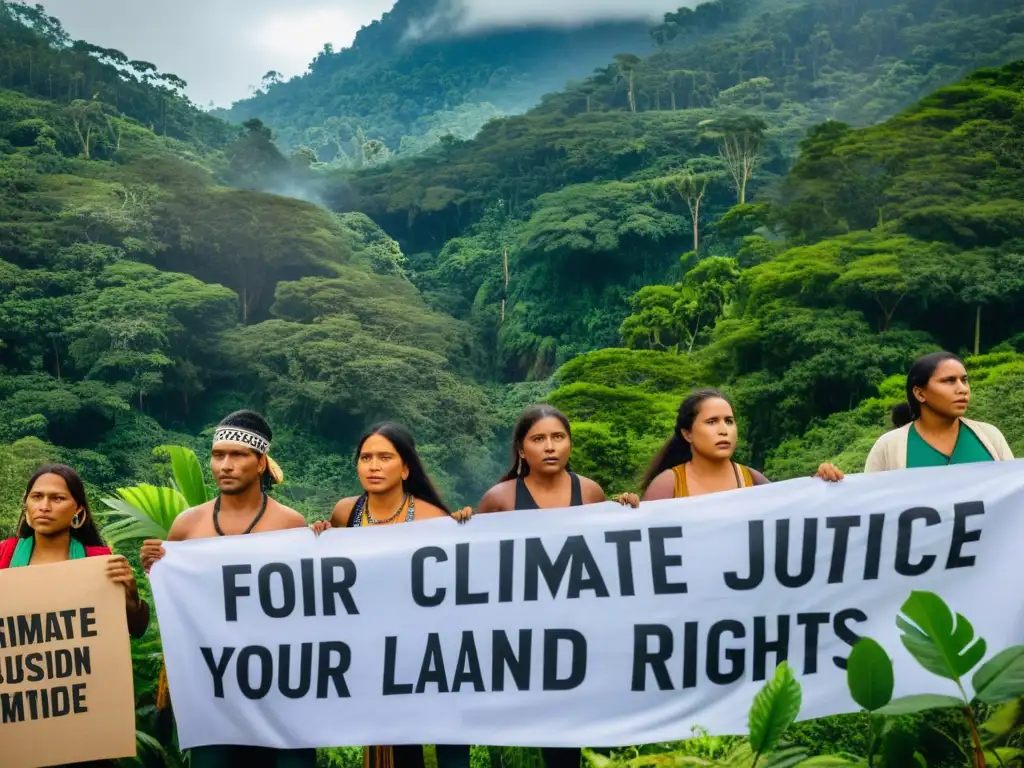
xmin=151 ymin=462 xmax=1024 ymax=751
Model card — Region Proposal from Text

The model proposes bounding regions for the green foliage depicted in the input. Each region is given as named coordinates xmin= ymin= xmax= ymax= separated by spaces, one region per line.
xmin=155 ymin=445 xmax=211 ymax=507
xmin=749 ymin=662 xmax=803 ymax=760
xmin=846 ymin=639 xmax=895 ymax=712
xmin=3 ymin=5 xmax=1024 ymax=764
xmin=841 ymin=592 xmax=1024 ymax=768
xmin=0 ymin=436 xmax=57 ymax=536
xmin=317 ymin=747 xmax=364 ymax=768
xmin=0 ymin=2 xmax=236 ymax=148
xmin=897 ymin=590 xmax=988 ymax=682
xmin=101 ymin=484 xmax=188 ymax=544
xmin=973 ymin=648 xmax=1024 ymax=706
xmin=0 ymin=77 xmax=506 ymax=509
xmin=563 ymin=421 xmax=639 ymax=494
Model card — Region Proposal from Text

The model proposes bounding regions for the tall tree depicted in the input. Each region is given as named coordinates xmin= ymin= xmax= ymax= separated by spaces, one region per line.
xmin=613 ymin=54 xmax=641 ymax=114
xmin=701 ymin=114 xmax=766 ymax=205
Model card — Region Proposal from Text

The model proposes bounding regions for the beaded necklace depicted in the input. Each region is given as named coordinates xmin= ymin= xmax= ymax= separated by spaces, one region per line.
xmin=213 ymin=492 xmax=268 ymax=536
xmin=352 ymin=493 xmax=416 ymax=526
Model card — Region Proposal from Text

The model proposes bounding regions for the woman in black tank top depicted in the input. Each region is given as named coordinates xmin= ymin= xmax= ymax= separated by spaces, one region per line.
xmin=514 ymin=470 xmax=584 ymax=509
xmin=468 ymin=405 xmax=632 ymax=768
xmin=479 ymin=405 xmax=622 ymax=514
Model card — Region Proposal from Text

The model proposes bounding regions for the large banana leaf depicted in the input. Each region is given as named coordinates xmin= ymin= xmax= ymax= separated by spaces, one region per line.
xmin=157 ymin=445 xmax=210 ymax=507
xmin=101 ymin=484 xmax=188 ymax=545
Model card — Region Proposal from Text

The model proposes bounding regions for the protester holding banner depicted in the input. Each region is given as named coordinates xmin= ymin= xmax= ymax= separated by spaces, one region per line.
xmin=0 ymin=463 xmax=151 ymax=639
xmin=311 ymin=421 xmax=472 ymax=768
xmin=865 ymin=351 xmax=1014 ymax=471
xmin=140 ymin=409 xmax=316 ymax=768
xmin=638 ymin=389 xmax=844 ymax=500
xmin=478 ymin=404 xmax=629 ymax=514
xmin=471 ymin=404 xmax=632 ymax=768
xmin=313 ymin=421 xmax=472 ymax=532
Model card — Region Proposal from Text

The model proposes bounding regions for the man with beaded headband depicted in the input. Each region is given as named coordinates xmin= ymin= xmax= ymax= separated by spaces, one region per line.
xmin=140 ymin=410 xmax=314 ymax=768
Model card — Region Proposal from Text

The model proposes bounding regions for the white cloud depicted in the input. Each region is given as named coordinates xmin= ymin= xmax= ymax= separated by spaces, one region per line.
xmin=454 ymin=0 xmax=685 ymax=30
xmin=406 ymin=0 xmax=691 ymax=38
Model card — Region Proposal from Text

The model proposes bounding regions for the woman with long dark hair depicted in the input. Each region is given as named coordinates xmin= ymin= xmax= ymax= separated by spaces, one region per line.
xmin=478 ymin=404 xmax=626 ymax=514
xmin=639 ymin=389 xmax=843 ymax=500
xmin=475 ymin=404 xmax=632 ymax=768
xmin=312 ymin=422 xmax=470 ymax=768
xmin=865 ymin=351 xmax=1013 ymax=471
xmin=313 ymin=421 xmax=472 ymax=530
xmin=0 ymin=464 xmax=150 ymax=637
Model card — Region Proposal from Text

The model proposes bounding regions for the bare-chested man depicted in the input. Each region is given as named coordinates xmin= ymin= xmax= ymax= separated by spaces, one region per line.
xmin=140 ymin=409 xmax=313 ymax=768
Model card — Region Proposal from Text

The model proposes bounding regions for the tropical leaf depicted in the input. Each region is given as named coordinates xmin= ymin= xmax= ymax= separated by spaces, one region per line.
xmin=846 ymin=637 xmax=894 ymax=711
xmin=896 ymin=591 xmax=987 ymax=681
xmin=971 ymin=645 xmax=1024 ymax=704
xmin=875 ymin=693 xmax=964 ymax=716
xmin=979 ymin=699 xmax=1021 ymax=738
xmin=100 ymin=484 xmax=188 ymax=544
xmin=761 ymin=746 xmax=808 ymax=768
xmin=793 ymin=757 xmax=864 ymax=766
xmin=158 ymin=445 xmax=210 ymax=507
xmin=983 ymin=748 xmax=1024 ymax=766
xmin=749 ymin=662 xmax=802 ymax=760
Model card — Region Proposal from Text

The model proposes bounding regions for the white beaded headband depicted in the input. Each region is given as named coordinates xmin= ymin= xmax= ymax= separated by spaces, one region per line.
xmin=213 ymin=427 xmax=270 ymax=455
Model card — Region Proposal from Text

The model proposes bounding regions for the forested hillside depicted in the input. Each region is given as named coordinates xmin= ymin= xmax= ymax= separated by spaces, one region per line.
xmin=0 ymin=0 xmax=519 ymax=532
xmin=3 ymin=0 xmax=1024 ymax=764
xmin=0 ymin=1 xmax=235 ymax=148
xmin=2 ymin=0 xmax=1024 ymax=518
xmin=546 ymin=60 xmax=1024 ymax=491
xmin=217 ymin=0 xmax=655 ymax=159
xmin=345 ymin=0 xmax=1024 ymax=384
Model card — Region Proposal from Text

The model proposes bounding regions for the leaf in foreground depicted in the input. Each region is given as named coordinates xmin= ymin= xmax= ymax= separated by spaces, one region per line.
xmin=896 ymin=591 xmax=986 ymax=680
xmin=846 ymin=637 xmax=894 ymax=711
xmin=971 ymin=645 xmax=1024 ymax=704
xmin=159 ymin=444 xmax=210 ymax=507
xmin=980 ymin=699 xmax=1022 ymax=738
xmin=875 ymin=693 xmax=964 ymax=716
xmin=748 ymin=662 xmax=802 ymax=758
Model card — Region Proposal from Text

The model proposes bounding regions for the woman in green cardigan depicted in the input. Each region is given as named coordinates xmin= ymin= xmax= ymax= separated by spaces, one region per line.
xmin=865 ymin=351 xmax=1014 ymax=472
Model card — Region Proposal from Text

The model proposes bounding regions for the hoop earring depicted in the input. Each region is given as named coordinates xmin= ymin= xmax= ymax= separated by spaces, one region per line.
xmin=71 ymin=512 xmax=84 ymax=529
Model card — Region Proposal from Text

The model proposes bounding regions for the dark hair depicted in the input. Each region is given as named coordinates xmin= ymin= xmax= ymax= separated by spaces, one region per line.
xmin=216 ymin=409 xmax=277 ymax=492
xmin=355 ymin=422 xmax=451 ymax=514
xmin=499 ymin=405 xmax=573 ymax=482
xmin=218 ymin=409 xmax=273 ymax=441
xmin=17 ymin=464 xmax=105 ymax=547
xmin=641 ymin=389 xmax=732 ymax=492
xmin=892 ymin=351 xmax=964 ymax=428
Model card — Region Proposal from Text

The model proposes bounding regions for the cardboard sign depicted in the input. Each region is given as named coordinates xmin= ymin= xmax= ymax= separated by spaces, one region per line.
xmin=0 ymin=555 xmax=136 ymax=768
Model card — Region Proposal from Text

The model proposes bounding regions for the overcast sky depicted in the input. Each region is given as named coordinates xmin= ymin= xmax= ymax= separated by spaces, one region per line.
xmin=37 ymin=0 xmax=684 ymax=108
xmin=37 ymin=0 xmax=393 ymax=108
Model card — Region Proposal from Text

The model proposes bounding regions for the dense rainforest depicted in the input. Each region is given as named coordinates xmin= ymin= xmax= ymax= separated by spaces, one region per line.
xmin=2 ymin=0 xmax=1024 ymax=764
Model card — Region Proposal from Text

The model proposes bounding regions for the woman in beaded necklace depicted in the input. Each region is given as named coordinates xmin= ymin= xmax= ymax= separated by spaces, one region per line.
xmin=313 ymin=421 xmax=471 ymax=530
xmin=311 ymin=421 xmax=470 ymax=768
